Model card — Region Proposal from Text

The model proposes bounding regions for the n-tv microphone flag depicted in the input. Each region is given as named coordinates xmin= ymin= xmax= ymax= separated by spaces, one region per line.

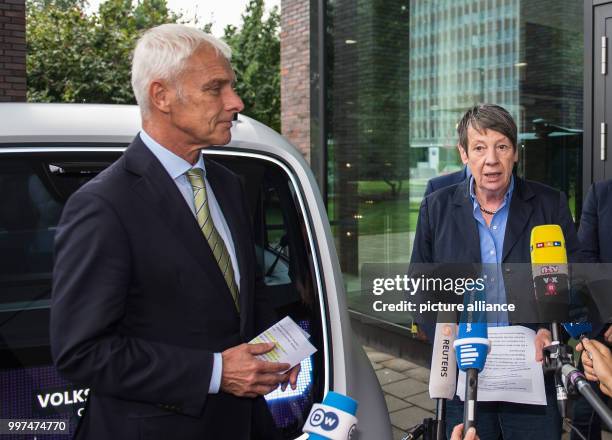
xmin=529 ymin=224 xmax=570 ymax=323
xmin=530 ymin=224 xmax=572 ymax=418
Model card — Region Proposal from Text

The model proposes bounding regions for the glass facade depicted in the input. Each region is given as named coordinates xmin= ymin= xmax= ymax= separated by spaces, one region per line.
xmin=320 ymin=0 xmax=584 ymax=324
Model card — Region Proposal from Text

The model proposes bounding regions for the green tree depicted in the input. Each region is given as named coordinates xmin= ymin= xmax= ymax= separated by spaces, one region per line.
xmin=26 ymin=0 xmax=282 ymax=130
xmin=26 ymin=0 xmax=180 ymax=103
xmin=223 ymin=0 xmax=281 ymax=132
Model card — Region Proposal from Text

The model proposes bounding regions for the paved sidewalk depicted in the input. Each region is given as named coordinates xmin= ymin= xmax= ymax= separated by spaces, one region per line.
xmin=364 ymin=345 xmax=612 ymax=440
xmin=364 ymin=345 xmax=435 ymax=439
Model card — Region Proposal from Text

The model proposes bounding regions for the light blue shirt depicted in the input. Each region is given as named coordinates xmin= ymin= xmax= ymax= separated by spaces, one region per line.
xmin=469 ymin=175 xmax=514 ymax=326
xmin=140 ymin=130 xmax=238 ymax=394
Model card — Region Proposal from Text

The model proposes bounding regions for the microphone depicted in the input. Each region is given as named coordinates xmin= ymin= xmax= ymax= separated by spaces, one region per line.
xmin=530 ymin=225 xmax=572 ymax=418
xmin=303 ymin=391 xmax=358 ymax=439
xmin=454 ymin=292 xmax=489 ymax=437
xmin=562 ymin=322 xmax=593 ymax=340
xmin=529 ymin=225 xmax=570 ymax=324
xmin=429 ymin=323 xmax=457 ymax=440
xmin=562 ymin=364 xmax=612 ymax=430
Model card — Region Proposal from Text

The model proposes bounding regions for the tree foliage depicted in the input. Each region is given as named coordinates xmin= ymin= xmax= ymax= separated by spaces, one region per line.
xmin=26 ymin=0 xmax=180 ymax=103
xmin=223 ymin=0 xmax=281 ymax=132
xmin=26 ymin=0 xmax=282 ymax=133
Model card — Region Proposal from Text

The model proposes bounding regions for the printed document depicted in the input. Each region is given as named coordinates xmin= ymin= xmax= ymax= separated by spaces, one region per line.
xmin=250 ymin=316 xmax=317 ymax=369
xmin=457 ymin=325 xmax=547 ymax=405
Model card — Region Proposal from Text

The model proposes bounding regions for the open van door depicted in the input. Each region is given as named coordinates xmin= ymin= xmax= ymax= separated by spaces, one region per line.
xmin=0 ymin=147 xmax=329 ymax=439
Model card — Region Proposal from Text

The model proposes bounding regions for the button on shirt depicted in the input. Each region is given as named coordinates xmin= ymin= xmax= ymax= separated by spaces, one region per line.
xmin=469 ymin=175 xmax=514 ymax=326
xmin=140 ymin=130 xmax=236 ymax=394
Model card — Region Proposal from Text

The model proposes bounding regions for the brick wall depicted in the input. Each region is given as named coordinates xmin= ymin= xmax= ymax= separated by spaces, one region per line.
xmin=280 ymin=0 xmax=310 ymax=161
xmin=0 ymin=0 xmax=26 ymax=102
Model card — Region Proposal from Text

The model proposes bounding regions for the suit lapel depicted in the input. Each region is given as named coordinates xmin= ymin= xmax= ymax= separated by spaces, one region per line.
xmin=452 ymin=180 xmax=481 ymax=263
xmin=502 ymin=178 xmax=534 ymax=261
xmin=123 ymin=137 xmax=234 ymax=308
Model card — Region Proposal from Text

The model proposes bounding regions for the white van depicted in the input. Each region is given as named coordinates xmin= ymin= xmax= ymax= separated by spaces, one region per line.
xmin=0 ymin=103 xmax=392 ymax=439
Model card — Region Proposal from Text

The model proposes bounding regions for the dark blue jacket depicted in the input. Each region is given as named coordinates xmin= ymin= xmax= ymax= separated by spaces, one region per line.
xmin=577 ymin=180 xmax=612 ymax=335
xmin=411 ymin=177 xmax=581 ymax=323
xmin=579 ymin=180 xmax=612 ymax=263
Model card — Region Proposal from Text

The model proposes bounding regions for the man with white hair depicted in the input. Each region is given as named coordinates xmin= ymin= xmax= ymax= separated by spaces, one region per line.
xmin=51 ymin=24 xmax=297 ymax=439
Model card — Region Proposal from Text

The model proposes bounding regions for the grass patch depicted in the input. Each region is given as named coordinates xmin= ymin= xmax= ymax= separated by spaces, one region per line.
xmin=328 ymin=194 xmax=421 ymax=235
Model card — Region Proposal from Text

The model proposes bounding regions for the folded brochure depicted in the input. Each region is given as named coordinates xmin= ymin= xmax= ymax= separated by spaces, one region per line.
xmin=250 ymin=316 xmax=317 ymax=369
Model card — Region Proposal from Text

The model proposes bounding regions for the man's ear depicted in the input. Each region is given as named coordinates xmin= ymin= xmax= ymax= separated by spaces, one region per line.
xmin=149 ymin=80 xmax=172 ymax=114
xmin=457 ymin=143 xmax=469 ymax=165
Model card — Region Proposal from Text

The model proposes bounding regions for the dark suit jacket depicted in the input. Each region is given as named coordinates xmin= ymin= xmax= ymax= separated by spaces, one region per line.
xmin=577 ymin=180 xmax=612 ymax=334
xmin=411 ymin=177 xmax=581 ymax=323
xmin=579 ymin=180 xmax=612 ymax=263
xmin=424 ymin=168 xmax=467 ymax=197
xmin=51 ymin=136 xmax=277 ymax=439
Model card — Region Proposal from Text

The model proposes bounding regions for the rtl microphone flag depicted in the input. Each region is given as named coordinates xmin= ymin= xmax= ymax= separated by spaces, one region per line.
xmin=529 ymin=225 xmax=570 ymax=322
xmin=531 ymin=225 xmax=572 ymax=418
xmin=303 ymin=391 xmax=358 ymax=439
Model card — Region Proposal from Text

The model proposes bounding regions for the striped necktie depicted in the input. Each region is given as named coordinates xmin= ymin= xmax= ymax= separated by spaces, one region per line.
xmin=186 ymin=168 xmax=239 ymax=311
